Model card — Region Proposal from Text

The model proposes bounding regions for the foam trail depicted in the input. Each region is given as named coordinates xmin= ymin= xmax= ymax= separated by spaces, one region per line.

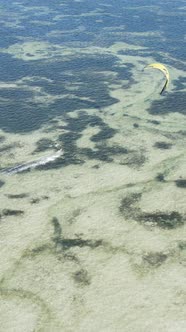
xmin=2 ymin=149 xmax=63 ymax=175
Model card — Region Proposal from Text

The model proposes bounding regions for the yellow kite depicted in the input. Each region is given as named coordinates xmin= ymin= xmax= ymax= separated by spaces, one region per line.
xmin=145 ymin=63 xmax=170 ymax=95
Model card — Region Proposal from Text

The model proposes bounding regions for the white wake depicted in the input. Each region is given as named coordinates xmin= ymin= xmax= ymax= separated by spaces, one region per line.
xmin=2 ymin=149 xmax=63 ymax=175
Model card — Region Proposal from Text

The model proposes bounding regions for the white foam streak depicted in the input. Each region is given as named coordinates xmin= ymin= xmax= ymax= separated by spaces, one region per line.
xmin=2 ymin=149 xmax=63 ymax=175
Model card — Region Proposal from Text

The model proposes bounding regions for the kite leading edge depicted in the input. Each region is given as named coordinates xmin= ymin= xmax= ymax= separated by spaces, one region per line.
xmin=145 ymin=63 xmax=170 ymax=95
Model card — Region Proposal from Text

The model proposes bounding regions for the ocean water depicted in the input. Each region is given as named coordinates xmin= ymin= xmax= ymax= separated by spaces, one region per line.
xmin=0 ymin=1 xmax=186 ymax=331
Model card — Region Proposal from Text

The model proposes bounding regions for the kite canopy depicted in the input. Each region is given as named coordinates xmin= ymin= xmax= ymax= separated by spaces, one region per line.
xmin=145 ymin=63 xmax=170 ymax=95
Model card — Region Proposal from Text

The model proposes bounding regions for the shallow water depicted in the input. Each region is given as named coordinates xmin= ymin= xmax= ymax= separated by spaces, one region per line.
xmin=0 ymin=1 xmax=186 ymax=331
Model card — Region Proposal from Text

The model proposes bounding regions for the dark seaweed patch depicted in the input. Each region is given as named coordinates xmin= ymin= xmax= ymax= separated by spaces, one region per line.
xmin=119 ymin=193 xmax=141 ymax=218
xmin=31 ymin=244 xmax=51 ymax=255
xmin=178 ymin=241 xmax=186 ymax=251
xmin=30 ymin=198 xmax=40 ymax=204
xmin=120 ymin=193 xmax=141 ymax=210
xmin=38 ymin=113 xmax=123 ymax=169
xmin=148 ymin=120 xmax=160 ymax=125
xmin=0 ymin=209 xmax=24 ymax=217
xmin=148 ymin=91 xmax=186 ymax=115
xmin=79 ymin=147 xmax=113 ymax=163
xmin=0 ymin=53 xmax=125 ymax=133
xmin=120 ymin=152 xmax=146 ymax=168
xmin=79 ymin=144 xmax=128 ymax=163
xmin=0 ymin=180 xmax=5 ymax=188
xmin=60 ymin=238 xmax=103 ymax=250
xmin=92 ymin=164 xmax=100 ymax=169
xmin=143 ymin=252 xmax=167 ymax=267
xmin=90 ymin=126 xmax=117 ymax=142
xmin=73 ymin=269 xmax=91 ymax=286
xmin=63 ymin=252 xmax=79 ymax=263
xmin=155 ymin=173 xmax=165 ymax=182
xmin=51 ymin=217 xmax=103 ymax=251
xmin=178 ymin=131 xmax=186 ymax=136
xmin=51 ymin=217 xmax=62 ymax=244
xmin=26 ymin=53 xmax=35 ymax=57
xmin=175 ymin=179 xmax=186 ymax=188
xmin=172 ymin=77 xmax=186 ymax=91
xmin=119 ymin=194 xmax=184 ymax=230
xmin=154 ymin=141 xmax=172 ymax=149
xmin=36 ymin=154 xmax=83 ymax=170
xmin=42 ymin=195 xmax=49 ymax=200
xmin=0 ymin=136 xmax=5 ymax=143
xmin=0 ymin=144 xmax=17 ymax=153
xmin=33 ymin=138 xmax=55 ymax=153
xmin=138 ymin=211 xmax=184 ymax=229
xmin=6 ymin=193 xmax=29 ymax=199
xmin=67 ymin=209 xmax=81 ymax=224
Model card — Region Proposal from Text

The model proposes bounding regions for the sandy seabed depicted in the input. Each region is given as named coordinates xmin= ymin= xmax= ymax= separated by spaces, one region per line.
xmin=0 ymin=43 xmax=186 ymax=332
